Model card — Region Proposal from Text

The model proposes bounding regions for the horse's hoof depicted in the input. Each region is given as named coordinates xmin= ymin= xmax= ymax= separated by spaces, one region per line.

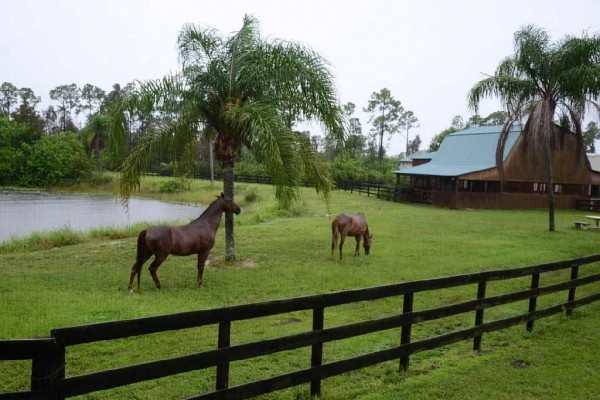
xmin=129 ymin=289 xmax=135 ymax=294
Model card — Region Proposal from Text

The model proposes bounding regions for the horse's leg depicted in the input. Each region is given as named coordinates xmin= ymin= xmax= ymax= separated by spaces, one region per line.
xmin=197 ymin=252 xmax=209 ymax=288
xmin=128 ymin=263 xmax=142 ymax=293
xmin=339 ymin=233 xmax=346 ymax=260
xmin=148 ymin=254 xmax=168 ymax=290
xmin=354 ymin=236 xmax=362 ymax=257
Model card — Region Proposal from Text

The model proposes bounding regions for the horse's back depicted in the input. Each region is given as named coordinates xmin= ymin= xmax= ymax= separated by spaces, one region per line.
xmin=332 ymin=213 xmax=367 ymax=236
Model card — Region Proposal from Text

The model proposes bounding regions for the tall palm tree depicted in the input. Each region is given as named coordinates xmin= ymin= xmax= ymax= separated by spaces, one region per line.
xmin=111 ymin=15 xmax=344 ymax=260
xmin=468 ymin=25 xmax=600 ymax=231
xmin=82 ymin=114 xmax=111 ymax=161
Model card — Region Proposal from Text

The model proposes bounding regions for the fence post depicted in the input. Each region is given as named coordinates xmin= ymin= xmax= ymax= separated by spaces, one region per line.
xmin=566 ymin=264 xmax=580 ymax=316
xmin=473 ymin=280 xmax=487 ymax=351
xmin=526 ymin=273 xmax=541 ymax=332
xmin=31 ymin=340 xmax=65 ymax=400
xmin=311 ymin=306 xmax=325 ymax=397
xmin=216 ymin=320 xmax=231 ymax=391
xmin=400 ymin=292 xmax=414 ymax=371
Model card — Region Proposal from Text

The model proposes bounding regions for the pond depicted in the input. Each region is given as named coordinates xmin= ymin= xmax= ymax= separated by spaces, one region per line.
xmin=0 ymin=190 xmax=205 ymax=243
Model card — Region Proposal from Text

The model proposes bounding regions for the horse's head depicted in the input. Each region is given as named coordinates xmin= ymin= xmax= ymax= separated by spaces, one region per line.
xmin=219 ymin=193 xmax=241 ymax=215
xmin=363 ymin=234 xmax=373 ymax=255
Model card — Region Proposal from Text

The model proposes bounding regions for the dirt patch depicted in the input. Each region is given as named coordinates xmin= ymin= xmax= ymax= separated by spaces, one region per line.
xmin=277 ymin=318 xmax=302 ymax=325
xmin=511 ymin=359 xmax=529 ymax=369
xmin=240 ymin=258 xmax=257 ymax=267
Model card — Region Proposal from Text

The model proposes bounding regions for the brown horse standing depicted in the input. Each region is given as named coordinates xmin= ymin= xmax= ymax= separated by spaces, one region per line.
xmin=128 ymin=193 xmax=241 ymax=292
xmin=331 ymin=213 xmax=372 ymax=260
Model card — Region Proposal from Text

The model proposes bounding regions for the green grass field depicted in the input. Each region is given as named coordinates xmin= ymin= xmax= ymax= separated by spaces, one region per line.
xmin=2 ymin=177 xmax=600 ymax=399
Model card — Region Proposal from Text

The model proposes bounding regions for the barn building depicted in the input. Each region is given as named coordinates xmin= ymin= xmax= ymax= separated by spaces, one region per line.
xmin=393 ymin=124 xmax=600 ymax=209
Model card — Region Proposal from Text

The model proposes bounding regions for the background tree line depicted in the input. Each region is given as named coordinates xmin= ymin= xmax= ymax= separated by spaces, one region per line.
xmin=0 ymin=80 xmax=424 ymax=185
xmin=3 ymin=78 xmax=599 ymax=189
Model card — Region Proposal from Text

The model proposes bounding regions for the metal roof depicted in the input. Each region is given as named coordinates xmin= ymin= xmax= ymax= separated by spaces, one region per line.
xmin=398 ymin=150 xmax=436 ymax=163
xmin=393 ymin=125 xmax=522 ymax=177
xmin=588 ymin=154 xmax=600 ymax=172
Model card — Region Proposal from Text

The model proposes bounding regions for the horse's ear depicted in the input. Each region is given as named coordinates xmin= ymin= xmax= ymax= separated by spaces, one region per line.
xmin=220 ymin=192 xmax=225 ymax=198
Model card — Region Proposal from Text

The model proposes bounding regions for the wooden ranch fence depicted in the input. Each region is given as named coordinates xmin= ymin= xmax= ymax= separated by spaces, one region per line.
xmin=3 ymin=254 xmax=600 ymax=399
xmin=335 ymin=180 xmax=408 ymax=202
xmin=143 ymin=170 xmax=405 ymax=202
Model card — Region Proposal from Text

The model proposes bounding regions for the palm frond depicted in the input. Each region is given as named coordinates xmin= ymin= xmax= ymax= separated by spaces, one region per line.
xmin=117 ymin=130 xmax=161 ymax=207
xmin=178 ymin=24 xmax=222 ymax=69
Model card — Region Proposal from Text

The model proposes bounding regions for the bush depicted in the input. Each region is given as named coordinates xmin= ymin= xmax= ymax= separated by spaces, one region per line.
xmin=24 ymin=132 xmax=91 ymax=186
xmin=0 ymin=118 xmax=28 ymax=185
xmin=158 ymin=179 xmax=185 ymax=193
xmin=244 ymin=186 xmax=260 ymax=203
xmin=157 ymin=163 xmax=173 ymax=176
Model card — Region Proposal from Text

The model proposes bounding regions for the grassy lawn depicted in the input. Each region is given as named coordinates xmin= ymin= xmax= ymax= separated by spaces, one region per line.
xmin=2 ymin=176 xmax=600 ymax=399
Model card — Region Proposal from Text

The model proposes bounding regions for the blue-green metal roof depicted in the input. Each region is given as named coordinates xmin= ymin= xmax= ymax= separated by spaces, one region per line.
xmin=399 ymin=150 xmax=436 ymax=163
xmin=393 ymin=125 xmax=522 ymax=177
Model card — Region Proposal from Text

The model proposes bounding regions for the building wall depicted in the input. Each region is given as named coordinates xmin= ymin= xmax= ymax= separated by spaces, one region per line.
xmin=431 ymin=190 xmax=578 ymax=209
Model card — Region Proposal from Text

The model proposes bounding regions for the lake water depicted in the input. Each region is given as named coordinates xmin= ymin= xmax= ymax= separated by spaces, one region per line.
xmin=0 ymin=190 xmax=205 ymax=242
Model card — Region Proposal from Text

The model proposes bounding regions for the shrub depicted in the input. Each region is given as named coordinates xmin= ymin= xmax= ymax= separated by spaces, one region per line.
xmin=159 ymin=179 xmax=184 ymax=193
xmin=24 ymin=132 xmax=91 ymax=186
xmin=244 ymin=186 xmax=260 ymax=203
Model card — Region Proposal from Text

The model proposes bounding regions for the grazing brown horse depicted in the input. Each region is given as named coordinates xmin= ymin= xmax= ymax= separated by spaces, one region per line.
xmin=128 ymin=193 xmax=241 ymax=292
xmin=331 ymin=213 xmax=372 ymax=260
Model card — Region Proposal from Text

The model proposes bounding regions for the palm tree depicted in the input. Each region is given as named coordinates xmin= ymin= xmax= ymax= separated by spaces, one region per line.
xmin=111 ymin=15 xmax=344 ymax=260
xmin=468 ymin=25 xmax=600 ymax=231
xmin=82 ymin=114 xmax=111 ymax=161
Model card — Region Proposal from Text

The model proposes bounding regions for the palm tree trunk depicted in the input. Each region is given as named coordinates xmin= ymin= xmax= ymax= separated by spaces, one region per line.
xmin=545 ymin=143 xmax=556 ymax=231
xmin=222 ymin=160 xmax=236 ymax=260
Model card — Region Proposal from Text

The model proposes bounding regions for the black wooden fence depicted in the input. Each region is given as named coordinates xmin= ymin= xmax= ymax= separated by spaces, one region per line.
xmin=144 ymin=169 xmax=405 ymax=202
xmin=334 ymin=180 xmax=408 ymax=202
xmin=3 ymin=254 xmax=600 ymax=399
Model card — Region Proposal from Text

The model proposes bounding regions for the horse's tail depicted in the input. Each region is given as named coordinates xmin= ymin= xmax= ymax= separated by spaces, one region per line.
xmin=136 ymin=230 xmax=149 ymax=263
xmin=331 ymin=219 xmax=339 ymax=259
xmin=129 ymin=230 xmax=149 ymax=293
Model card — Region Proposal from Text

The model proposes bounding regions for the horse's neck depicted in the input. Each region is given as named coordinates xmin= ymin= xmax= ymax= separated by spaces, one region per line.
xmin=194 ymin=200 xmax=224 ymax=230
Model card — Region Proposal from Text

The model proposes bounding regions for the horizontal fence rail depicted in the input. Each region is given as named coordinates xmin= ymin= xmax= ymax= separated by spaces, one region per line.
xmin=144 ymin=169 xmax=600 ymax=208
xmin=143 ymin=169 xmax=405 ymax=203
xmin=3 ymin=254 xmax=600 ymax=399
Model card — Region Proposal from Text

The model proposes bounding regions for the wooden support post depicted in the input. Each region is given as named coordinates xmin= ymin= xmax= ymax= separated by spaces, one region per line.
xmin=400 ymin=292 xmax=414 ymax=371
xmin=216 ymin=320 xmax=231 ymax=391
xmin=527 ymin=273 xmax=540 ymax=332
xmin=473 ymin=280 xmax=487 ymax=351
xmin=566 ymin=265 xmax=580 ymax=316
xmin=31 ymin=340 xmax=65 ymax=400
xmin=311 ymin=307 xmax=325 ymax=398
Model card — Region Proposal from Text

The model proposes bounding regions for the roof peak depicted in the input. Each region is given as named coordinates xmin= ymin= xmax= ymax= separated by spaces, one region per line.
xmin=451 ymin=124 xmax=523 ymax=136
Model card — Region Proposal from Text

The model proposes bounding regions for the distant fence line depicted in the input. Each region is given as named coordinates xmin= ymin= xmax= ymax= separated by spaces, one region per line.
xmin=144 ymin=169 xmax=407 ymax=202
xmin=2 ymin=254 xmax=600 ymax=399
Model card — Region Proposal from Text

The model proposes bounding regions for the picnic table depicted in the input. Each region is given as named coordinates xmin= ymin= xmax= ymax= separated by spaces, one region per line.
xmin=586 ymin=215 xmax=600 ymax=229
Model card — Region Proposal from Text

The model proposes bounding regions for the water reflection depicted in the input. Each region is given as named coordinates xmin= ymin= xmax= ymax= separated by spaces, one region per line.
xmin=0 ymin=190 xmax=204 ymax=242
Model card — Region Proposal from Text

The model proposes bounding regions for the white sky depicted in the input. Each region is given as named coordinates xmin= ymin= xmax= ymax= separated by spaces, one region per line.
xmin=2 ymin=0 xmax=599 ymax=155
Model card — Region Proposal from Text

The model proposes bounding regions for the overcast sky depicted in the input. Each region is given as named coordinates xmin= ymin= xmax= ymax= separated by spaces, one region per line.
xmin=2 ymin=0 xmax=599 ymax=155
